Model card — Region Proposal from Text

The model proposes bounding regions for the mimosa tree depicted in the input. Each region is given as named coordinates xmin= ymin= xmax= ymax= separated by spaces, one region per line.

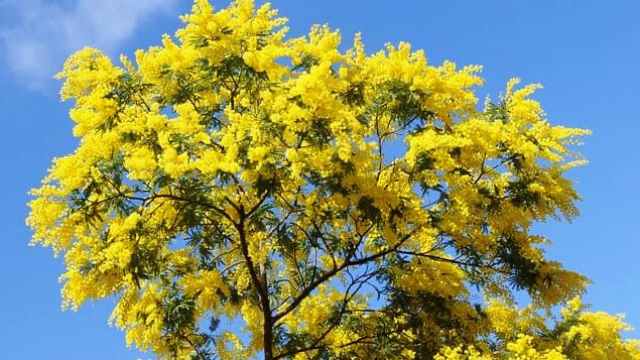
xmin=27 ymin=1 xmax=640 ymax=359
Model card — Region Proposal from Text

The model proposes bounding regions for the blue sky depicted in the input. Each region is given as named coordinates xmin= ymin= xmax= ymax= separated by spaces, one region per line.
xmin=1 ymin=0 xmax=639 ymax=358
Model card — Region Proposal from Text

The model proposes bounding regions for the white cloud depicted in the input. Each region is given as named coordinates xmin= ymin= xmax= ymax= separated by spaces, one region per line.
xmin=0 ymin=0 xmax=178 ymax=90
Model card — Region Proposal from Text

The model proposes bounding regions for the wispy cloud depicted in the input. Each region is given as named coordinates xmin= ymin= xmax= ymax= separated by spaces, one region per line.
xmin=0 ymin=0 xmax=178 ymax=90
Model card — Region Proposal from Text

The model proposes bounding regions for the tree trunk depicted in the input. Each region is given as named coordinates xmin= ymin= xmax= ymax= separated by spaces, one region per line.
xmin=263 ymin=311 xmax=274 ymax=360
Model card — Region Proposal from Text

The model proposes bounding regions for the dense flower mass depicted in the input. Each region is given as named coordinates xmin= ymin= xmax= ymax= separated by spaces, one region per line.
xmin=27 ymin=0 xmax=639 ymax=359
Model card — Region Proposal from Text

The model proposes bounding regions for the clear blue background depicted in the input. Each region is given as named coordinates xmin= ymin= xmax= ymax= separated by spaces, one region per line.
xmin=1 ymin=1 xmax=638 ymax=358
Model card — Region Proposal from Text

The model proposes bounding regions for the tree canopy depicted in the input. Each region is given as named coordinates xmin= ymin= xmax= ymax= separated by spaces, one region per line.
xmin=27 ymin=0 xmax=639 ymax=359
